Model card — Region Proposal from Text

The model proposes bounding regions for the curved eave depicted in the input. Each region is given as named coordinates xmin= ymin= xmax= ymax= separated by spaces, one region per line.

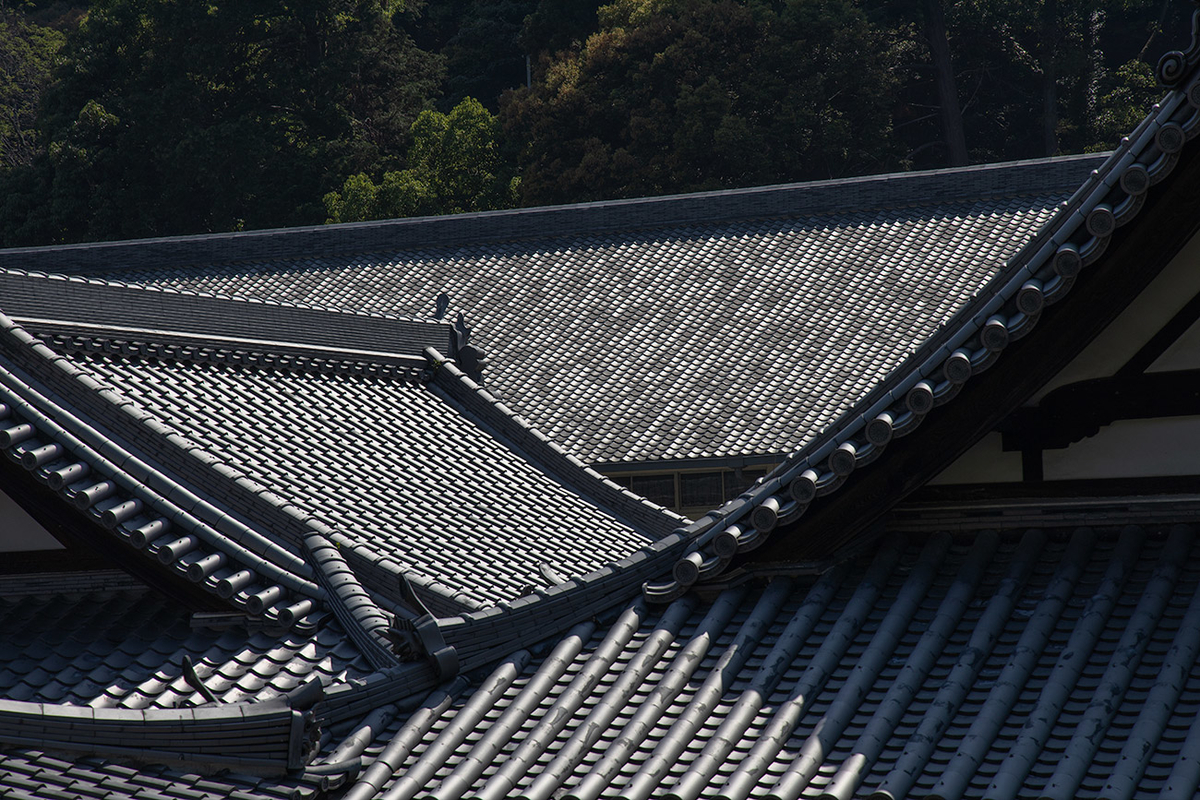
xmin=0 ymin=310 xmax=418 ymax=679
xmin=651 ymin=66 xmax=1200 ymax=597
xmin=0 ymin=319 xmax=325 ymax=625
xmin=0 ymin=696 xmax=315 ymax=776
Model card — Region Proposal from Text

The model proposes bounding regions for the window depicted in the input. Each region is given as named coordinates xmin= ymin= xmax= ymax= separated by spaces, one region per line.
xmin=680 ymin=472 xmax=723 ymax=508
xmin=630 ymin=474 xmax=676 ymax=508
xmin=606 ymin=466 xmax=775 ymax=514
xmin=724 ymin=468 xmax=767 ymax=500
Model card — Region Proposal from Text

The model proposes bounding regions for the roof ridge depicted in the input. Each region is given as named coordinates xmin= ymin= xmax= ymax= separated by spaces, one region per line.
xmin=649 ymin=70 xmax=1200 ymax=598
xmin=0 ymin=155 xmax=1107 ymax=273
xmin=37 ymin=328 xmax=429 ymax=381
xmin=0 ymin=568 xmax=146 ymax=597
xmin=2 ymin=267 xmax=442 ymax=324
xmin=0 ymin=269 xmax=454 ymax=362
xmin=0 ymin=694 xmax=315 ymax=774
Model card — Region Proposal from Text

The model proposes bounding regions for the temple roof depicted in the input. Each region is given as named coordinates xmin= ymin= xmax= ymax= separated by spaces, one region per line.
xmin=0 ymin=270 xmax=680 ymax=610
xmin=5 ymin=155 xmax=1104 ymax=466
xmin=347 ymin=522 xmax=1200 ymax=800
xmin=2 ymin=16 xmax=1200 ymax=795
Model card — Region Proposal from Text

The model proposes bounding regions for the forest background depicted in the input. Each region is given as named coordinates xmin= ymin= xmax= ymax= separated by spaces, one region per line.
xmin=0 ymin=0 xmax=1193 ymax=246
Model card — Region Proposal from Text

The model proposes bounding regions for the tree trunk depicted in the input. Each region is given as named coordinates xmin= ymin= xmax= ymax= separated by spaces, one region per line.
xmin=1041 ymin=0 xmax=1058 ymax=157
xmin=1085 ymin=8 xmax=1105 ymax=146
xmin=923 ymin=0 xmax=968 ymax=166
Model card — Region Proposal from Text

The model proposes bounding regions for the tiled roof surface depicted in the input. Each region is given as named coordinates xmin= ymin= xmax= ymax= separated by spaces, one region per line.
xmin=0 ymin=749 xmax=313 ymax=800
xmin=343 ymin=522 xmax=1200 ymax=800
xmin=62 ymin=348 xmax=659 ymax=606
xmin=0 ymin=577 xmax=375 ymax=800
xmin=0 ymin=583 xmax=371 ymax=710
xmin=97 ymin=161 xmax=1101 ymax=465
xmin=652 ymin=70 xmax=1200 ymax=591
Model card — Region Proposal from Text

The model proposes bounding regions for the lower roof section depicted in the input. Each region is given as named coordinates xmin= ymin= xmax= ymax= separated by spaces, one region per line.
xmin=58 ymin=344 xmax=665 ymax=607
xmin=0 ymin=579 xmax=371 ymax=710
xmin=348 ymin=521 xmax=1200 ymax=800
xmin=3 ymin=518 xmax=1199 ymax=799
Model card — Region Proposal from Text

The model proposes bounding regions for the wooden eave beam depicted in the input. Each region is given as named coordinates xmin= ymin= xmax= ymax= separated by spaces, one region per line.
xmin=0 ymin=454 xmax=223 ymax=609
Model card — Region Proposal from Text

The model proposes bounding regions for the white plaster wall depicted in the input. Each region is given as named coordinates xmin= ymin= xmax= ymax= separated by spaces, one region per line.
xmin=929 ymin=432 xmax=1023 ymax=485
xmin=1149 ymin=316 xmax=1200 ymax=372
xmin=0 ymin=489 xmax=63 ymax=552
xmin=1043 ymin=416 xmax=1200 ymax=480
xmin=1030 ymin=229 xmax=1200 ymax=403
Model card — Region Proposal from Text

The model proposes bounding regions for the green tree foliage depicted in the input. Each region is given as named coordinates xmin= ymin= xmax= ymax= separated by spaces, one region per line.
xmin=407 ymin=0 xmax=603 ymax=113
xmin=874 ymin=0 xmax=1191 ymax=168
xmin=500 ymin=0 xmax=902 ymax=206
xmin=0 ymin=6 xmax=64 ymax=170
xmin=521 ymin=0 xmax=604 ymax=54
xmin=0 ymin=0 xmax=1191 ymax=247
xmin=410 ymin=0 xmax=536 ymax=111
xmin=0 ymin=0 xmax=442 ymax=246
xmin=1092 ymin=58 xmax=1160 ymax=149
xmin=324 ymin=96 xmax=518 ymax=222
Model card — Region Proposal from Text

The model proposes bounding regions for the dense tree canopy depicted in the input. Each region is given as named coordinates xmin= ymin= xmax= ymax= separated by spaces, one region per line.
xmin=0 ymin=0 xmax=1192 ymax=242
xmin=0 ymin=8 xmax=64 ymax=171
xmin=324 ymin=96 xmax=518 ymax=222
xmin=872 ymin=0 xmax=1185 ymax=167
xmin=500 ymin=0 xmax=902 ymax=205
xmin=0 ymin=0 xmax=442 ymax=245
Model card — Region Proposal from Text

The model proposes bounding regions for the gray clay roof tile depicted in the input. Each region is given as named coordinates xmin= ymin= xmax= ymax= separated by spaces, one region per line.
xmin=83 ymin=157 xmax=1102 ymax=466
xmin=280 ymin=523 xmax=1200 ymax=800
xmin=0 ymin=584 xmax=370 ymax=712
xmin=54 ymin=347 xmax=661 ymax=606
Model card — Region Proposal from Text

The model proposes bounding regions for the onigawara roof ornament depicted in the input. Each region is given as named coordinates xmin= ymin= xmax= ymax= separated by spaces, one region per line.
xmin=453 ymin=310 xmax=487 ymax=383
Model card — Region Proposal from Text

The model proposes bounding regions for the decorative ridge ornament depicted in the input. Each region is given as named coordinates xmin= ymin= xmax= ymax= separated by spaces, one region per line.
xmin=1157 ymin=2 xmax=1200 ymax=87
xmin=453 ymin=311 xmax=488 ymax=382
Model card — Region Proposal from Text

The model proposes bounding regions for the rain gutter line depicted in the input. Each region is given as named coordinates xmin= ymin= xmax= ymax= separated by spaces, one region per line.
xmin=1104 ymin=529 xmax=1200 ymax=800
xmin=983 ymin=526 xmax=1144 ymax=800
xmin=923 ymin=527 xmax=1097 ymax=800
xmin=665 ymin=536 xmax=905 ymax=800
xmin=564 ymin=585 xmax=750 ymax=800
xmin=425 ymin=620 xmax=598 ymax=800
xmin=621 ymin=576 xmax=800 ymax=800
xmin=816 ymin=529 xmax=1024 ymax=800
xmin=472 ymin=601 xmax=647 ymax=800
xmin=518 ymin=596 xmax=699 ymax=800
xmin=724 ymin=533 xmax=953 ymax=800
xmin=1040 ymin=525 xmax=1194 ymax=800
